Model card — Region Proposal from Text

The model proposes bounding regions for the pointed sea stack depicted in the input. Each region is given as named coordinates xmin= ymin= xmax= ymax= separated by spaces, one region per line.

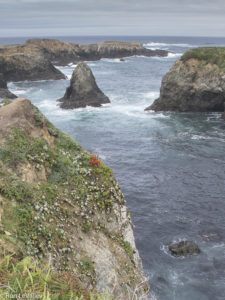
xmin=59 ymin=62 xmax=110 ymax=109
xmin=0 ymin=73 xmax=16 ymax=99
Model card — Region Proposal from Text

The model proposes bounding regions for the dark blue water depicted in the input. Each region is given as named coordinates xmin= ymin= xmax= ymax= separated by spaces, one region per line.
xmin=5 ymin=36 xmax=225 ymax=300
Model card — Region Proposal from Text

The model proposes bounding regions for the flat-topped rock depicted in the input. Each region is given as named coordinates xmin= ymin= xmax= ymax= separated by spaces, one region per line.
xmin=146 ymin=47 xmax=225 ymax=112
xmin=59 ymin=62 xmax=110 ymax=109
xmin=80 ymin=41 xmax=168 ymax=60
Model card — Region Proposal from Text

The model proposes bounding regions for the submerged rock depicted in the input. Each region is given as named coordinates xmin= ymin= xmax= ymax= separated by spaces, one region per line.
xmin=0 ymin=73 xmax=16 ymax=99
xmin=146 ymin=47 xmax=225 ymax=112
xmin=59 ymin=62 xmax=110 ymax=109
xmin=169 ymin=240 xmax=200 ymax=256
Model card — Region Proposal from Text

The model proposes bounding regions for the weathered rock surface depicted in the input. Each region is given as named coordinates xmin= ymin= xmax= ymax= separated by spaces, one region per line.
xmin=146 ymin=47 xmax=225 ymax=112
xmin=80 ymin=41 xmax=168 ymax=61
xmin=0 ymin=73 xmax=16 ymax=99
xmin=25 ymin=38 xmax=82 ymax=65
xmin=169 ymin=241 xmax=200 ymax=256
xmin=59 ymin=62 xmax=110 ymax=109
xmin=0 ymin=98 xmax=149 ymax=299
xmin=0 ymin=44 xmax=66 ymax=81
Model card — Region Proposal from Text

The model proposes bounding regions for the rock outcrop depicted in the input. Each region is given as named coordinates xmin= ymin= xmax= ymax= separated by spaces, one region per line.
xmin=0 ymin=73 xmax=16 ymax=99
xmin=25 ymin=38 xmax=83 ymax=65
xmin=0 ymin=44 xmax=66 ymax=82
xmin=59 ymin=62 xmax=110 ymax=109
xmin=0 ymin=98 xmax=149 ymax=299
xmin=146 ymin=47 xmax=225 ymax=112
xmin=169 ymin=241 xmax=200 ymax=256
xmin=79 ymin=41 xmax=168 ymax=61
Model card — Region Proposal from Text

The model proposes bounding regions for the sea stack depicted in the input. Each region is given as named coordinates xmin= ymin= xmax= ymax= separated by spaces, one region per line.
xmin=59 ymin=62 xmax=110 ymax=109
xmin=0 ymin=73 xmax=16 ymax=99
xmin=145 ymin=47 xmax=225 ymax=112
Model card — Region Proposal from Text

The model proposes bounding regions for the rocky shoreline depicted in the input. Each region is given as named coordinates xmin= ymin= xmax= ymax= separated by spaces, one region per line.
xmin=0 ymin=38 xmax=168 ymax=83
xmin=0 ymin=73 xmax=16 ymax=99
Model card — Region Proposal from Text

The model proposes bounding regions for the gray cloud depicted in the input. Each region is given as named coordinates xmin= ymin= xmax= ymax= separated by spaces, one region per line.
xmin=0 ymin=0 xmax=225 ymax=36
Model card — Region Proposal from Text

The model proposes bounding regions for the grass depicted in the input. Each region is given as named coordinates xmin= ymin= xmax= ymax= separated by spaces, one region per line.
xmin=0 ymin=105 xmax=142 ymax=298
xmin=181 ymin=47 xmax=225 ymax=70
xmin=0 ymin=255 xmax=111 ymax=300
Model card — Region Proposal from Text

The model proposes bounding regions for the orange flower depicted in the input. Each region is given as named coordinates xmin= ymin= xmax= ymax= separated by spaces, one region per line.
xmin=89 ymin=154 xmax=101 ymax=167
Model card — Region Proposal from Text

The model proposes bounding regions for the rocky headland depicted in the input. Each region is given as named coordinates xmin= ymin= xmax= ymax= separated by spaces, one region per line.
xmin=59 ymin=62 xmax=110 ymax=109
xmin=0 ymin=98 xmax=149 ymax=299
xmin=79 ymin=41 xmax=168 ymax=61
xmin=0 ymin=73 xmax=16 ymax=99
xmin=146 ymin=47 xmax=225 ymax=115
xmin=0 ymin=44 xmax=66 ymax=82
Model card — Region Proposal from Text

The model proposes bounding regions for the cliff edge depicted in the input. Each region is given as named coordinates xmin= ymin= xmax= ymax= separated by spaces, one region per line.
xmin=146 ymin=47 xmax=225 ymax=113
xmin=0 ymin=98 xmax=149 ymax=299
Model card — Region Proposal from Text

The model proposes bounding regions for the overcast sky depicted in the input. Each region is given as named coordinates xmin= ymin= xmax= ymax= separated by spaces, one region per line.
xmin=1 ymin=0 xmax=225 ymax=37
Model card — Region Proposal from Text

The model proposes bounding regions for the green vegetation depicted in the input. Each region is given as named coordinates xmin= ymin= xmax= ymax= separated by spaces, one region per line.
xmin=0 ymin=255 xmax=111 ymax=300
xmin=181 ymin=47 xmax=225 ymax=70
xmin=103 ymin=41 xmax=140 ymax=46
xmin=0 ymin=118 xmax=127 ymax=297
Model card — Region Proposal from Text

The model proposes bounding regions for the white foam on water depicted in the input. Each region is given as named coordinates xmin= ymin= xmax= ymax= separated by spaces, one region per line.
xmin=101 ymin=58 xmax=124 ymax=63
xmin=10 ymin=89 xmax=26 ymax=95
xmin=85 ymin=62 xmax=97 ymax=67
xmin=68 ymin=62 xmax=77 ymax=67
xmin=144 ymin=42 xmax=194 ymax=48
xmin=167 ymin=52 xmax=183 ymax=58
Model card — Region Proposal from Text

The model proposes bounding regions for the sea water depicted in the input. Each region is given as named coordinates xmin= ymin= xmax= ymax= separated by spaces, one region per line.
xmin=3 ymin=36 xmax=225 ymax=300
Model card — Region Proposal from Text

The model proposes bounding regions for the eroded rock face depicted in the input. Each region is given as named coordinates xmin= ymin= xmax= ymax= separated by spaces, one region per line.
xmin=59 ymin=62 xmax=110 ymax=109
xmin=0 ymin=73 xmax=16 ymax=99
xmin=0 ymin=44 xmax=66 ymax=82
xmin=169 ymin=241 xmax=200 ymax=256
xmin=146 ymin=50 xmax=225 ymax=112
xmin=25 ymin=38 xmax=83 ymax=65
xmin=80 ymin=41 xmax=168 ymax=60
xmin=0 ymin=98 xmax=149 ymax=299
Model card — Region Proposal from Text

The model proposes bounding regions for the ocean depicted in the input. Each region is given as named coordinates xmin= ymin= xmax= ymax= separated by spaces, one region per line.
xmin=2 ymin=35 xmax=225 ymax=300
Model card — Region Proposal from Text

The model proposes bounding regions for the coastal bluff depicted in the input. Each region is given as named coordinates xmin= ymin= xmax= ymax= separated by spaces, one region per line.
xmin=146 ymin=47 xmax=225 ymax=115
xmin=59 ymin=62 xmax=110 ymax=109
xmin=26 ymin=38 xmax=168 ymax=64
xmin=0 ymin=98 xmax=149 ymax=299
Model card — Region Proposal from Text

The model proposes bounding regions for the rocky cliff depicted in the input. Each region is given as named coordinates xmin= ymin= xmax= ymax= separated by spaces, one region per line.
xmin=0 ymin=98 xmax=149 ymax=299
xmin=25 ymin=38 xmax=83 ymax=65
xmin=0 ymin=73 xmax=16 ymax=99
xmin=146 ymin=47 xmax=225 ymax=113
xmin=59 ymin=62 xmax=110 ymax=109
xmin=0 ymin=44 xmax=66 ymax=82
xmin=79 ymin=41 xmax=168 ymax=61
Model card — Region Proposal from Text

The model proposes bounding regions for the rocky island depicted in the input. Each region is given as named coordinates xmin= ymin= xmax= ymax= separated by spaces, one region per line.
xmin=26 ymin=38 xmax=169 ymax=65
xmin=59 ymin=62 xmax=110 ymax=109
xmin=146 ymin=47 xmax=225 ymax=115
xmin=0 ymin=98 xmax=149 ymax=299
